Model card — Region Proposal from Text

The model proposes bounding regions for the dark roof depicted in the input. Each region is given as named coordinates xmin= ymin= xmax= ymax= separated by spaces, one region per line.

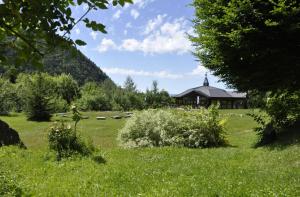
xmin=173 ymin=86 xmax=246 ymax=99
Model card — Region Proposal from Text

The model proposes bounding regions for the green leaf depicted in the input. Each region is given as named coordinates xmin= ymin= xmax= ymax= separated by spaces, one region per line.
xmin=119 ymin=0 xmax=125 ymax=6
xmin=94 ymin=2 xmax=108 ymax=9
xmin=75 ymin=39 xmax=86 ymax=46
xmin=66 ymin=8 xmax=72 ymax=17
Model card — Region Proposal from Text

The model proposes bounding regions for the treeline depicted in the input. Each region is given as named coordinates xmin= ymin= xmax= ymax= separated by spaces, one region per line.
xmin=0 ymin=73 xmax=174 ymax=120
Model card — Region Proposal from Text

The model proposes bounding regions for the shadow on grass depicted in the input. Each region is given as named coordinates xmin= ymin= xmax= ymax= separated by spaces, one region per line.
xmin=0 ymin=113 xmax=20 ymax=117
xmin=214 ymin=143 xmax=238 ymax=148
xmin=255 ymin=121 xmax=300 ymax=150
xmin=92 ymin=155 xmax=106 ymax=164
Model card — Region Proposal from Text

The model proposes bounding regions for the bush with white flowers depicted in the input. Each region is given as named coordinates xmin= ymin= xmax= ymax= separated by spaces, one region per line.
xmin=118 ymin=105 xmax=227 ymax=148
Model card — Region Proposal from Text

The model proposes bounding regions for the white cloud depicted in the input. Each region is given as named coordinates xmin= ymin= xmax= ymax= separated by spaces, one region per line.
xmin=112 ymin=10 xmax=122 ymax=20
xmin=130 ymin=9 xmax=140 ymax=19
xmin=144 ymin=14 xmax=167 ymax=35
xmin=121 ymin=39 xmax=140 ymax=52
xmin=96 ymin=16 xmax=193 ymax=55
xmin=102 ymin=65 xmax=211 ymax=80
xmin=89 ymin=31 xmax=98 ymax=40
xmin=102 ymin=67 xmax=183 ymax=79
xmin=120 ymin=17 xmax=192 ymax=54
xmin=132 ymin=0 xmax=155 ymax=9
xmin=96 ymin=38 xmax=117 ymax=53
xmin=189 ymin=65 xmax=209 ymax=76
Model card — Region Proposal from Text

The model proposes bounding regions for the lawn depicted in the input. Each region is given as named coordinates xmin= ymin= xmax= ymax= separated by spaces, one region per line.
xmin=1 ymin=109 xmax=299 ymax=196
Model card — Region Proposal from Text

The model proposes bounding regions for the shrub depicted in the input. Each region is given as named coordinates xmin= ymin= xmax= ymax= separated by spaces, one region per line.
xmin=48 ymin=106 xmax=97 ymax=160
xmin=249 ymin=90 xmax=300 ymax=145
xmin=265 ymin=91 xmax=300 ymax=129
xmin=48 ymin=121 xmax=94 ymax=160
xmin=118 ymin=105 xmax=227 ymax=148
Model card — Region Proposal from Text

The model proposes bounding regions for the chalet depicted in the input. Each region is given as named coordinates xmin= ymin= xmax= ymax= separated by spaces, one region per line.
xmin=173 ymin=74 xmax=247 ymax=109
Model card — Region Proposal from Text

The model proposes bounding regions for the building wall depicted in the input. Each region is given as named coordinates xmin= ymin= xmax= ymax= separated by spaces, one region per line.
xmin=175 ymin=94 xmax=247 ymax=109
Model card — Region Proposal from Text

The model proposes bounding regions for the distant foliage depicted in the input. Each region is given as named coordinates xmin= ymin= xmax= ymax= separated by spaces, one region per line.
xmin=54 ymin=74 xmax=79 ymax=104
xmin=0 ymin=74 xmax=175 ymax=115
xmin=123 ymin=76 xmax=137 ymax=93
xmin=76 ymin=82 xmax=111 ymax=111
xmin=1 ymin=73 xmax=81 ymax=115
xmin=119 ymin=106 xmax=227 ymax=148
xmin=145 ymin=81 xmax=174 ymax=108
xmin=112 ymin=88 xmax=145 ymax=111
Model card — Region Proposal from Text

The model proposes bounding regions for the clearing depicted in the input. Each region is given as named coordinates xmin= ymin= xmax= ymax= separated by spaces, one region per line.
xmin=0 ymin=109 xmax=299 ymax=196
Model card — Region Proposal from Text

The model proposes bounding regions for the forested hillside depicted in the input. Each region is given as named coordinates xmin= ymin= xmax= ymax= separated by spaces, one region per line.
xmin=0 ymin=46 xmax=113 ymax=86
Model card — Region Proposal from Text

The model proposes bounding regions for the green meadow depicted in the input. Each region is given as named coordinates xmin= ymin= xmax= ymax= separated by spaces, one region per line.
xmin=1 ymin=109 xmax=299 ymax=196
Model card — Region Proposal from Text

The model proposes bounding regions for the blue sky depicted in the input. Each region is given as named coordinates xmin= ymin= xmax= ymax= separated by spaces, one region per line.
xmin=70 ymin=0 xmax=229 ymax=94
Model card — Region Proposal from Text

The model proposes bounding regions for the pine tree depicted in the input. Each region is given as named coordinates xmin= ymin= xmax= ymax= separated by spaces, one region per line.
xmin=24 ymin=73 xmax=53 ymax=121
xmin=123 ymin=76 xmax=137 ymax=93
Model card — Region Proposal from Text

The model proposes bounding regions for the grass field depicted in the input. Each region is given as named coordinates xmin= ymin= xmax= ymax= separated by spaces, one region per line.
xmin=1 ymin=109 xmax=299 ymax=196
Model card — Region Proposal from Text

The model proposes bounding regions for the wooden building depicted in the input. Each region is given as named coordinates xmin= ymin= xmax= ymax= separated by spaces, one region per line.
xmin=173 ymin=74 xmax=247 ymax=109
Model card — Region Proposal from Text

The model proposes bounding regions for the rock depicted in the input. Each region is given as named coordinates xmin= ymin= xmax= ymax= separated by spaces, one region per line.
xmin=124 ymin=115 xmax=132 ymax=118
xmin=81 ymin=116 xmax=89 ymax=119
xmin=0 ymin=120 xmax=26 ymax=148
xmin=96 ymin=117 xmax=106 ymax=120
xmin=111 ymin=116 xmax=122 ymax=119
xmin=125 ymin=112 xmax=133 ymax=115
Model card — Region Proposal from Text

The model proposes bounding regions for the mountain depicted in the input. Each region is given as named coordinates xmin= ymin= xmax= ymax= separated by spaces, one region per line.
xmin=0 ymin=46 xmax=114 ymax=86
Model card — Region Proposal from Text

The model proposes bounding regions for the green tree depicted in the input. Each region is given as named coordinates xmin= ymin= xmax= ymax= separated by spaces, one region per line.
xmin=55 ymin=74 xmax=79 ymax=104
xmin=145 ymin=81 xmax=173 ymax=108
xmin=191 ymin=0 xmax=300 ymax=92
xmin=123 ymin=76 xmax=137 ymax=93
xmin=151 ymin=80 xmax=159 ymax=94
xmin=23 ymin=73 xmax=55 ymax=121
xmin=112 ymin=89 xmax=131 ymax=111
xmin=76 ymin=82 xmax=111 ymax=111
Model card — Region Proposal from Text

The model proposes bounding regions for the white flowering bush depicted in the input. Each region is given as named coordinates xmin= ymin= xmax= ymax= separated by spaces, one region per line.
xmin=118 ymin=105 xmax=227 ymax=148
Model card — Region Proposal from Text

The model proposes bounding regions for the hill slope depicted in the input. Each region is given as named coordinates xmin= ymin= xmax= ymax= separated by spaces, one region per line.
xmin=0 ymin=46 xmax=114 ymax=86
